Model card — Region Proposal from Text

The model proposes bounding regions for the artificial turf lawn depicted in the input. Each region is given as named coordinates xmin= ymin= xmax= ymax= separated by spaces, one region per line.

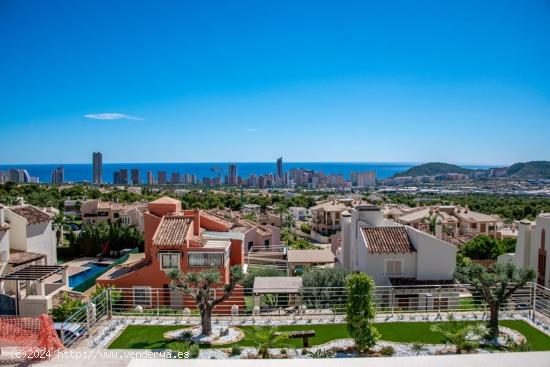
xmin=107 ymin=320 xmax=550 ymax=351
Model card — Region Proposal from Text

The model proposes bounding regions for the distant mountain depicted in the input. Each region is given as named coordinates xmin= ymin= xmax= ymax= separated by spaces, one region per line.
xmin=392 ymin=160 xmax=550 ymax=179
xmin=393 ymin=162 xmax=472 ymax=177
xmin=506 ymin=161 xmax=550 ymax=179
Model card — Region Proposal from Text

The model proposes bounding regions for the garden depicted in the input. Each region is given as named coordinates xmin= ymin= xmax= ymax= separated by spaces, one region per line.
xmin=100 ymin=265 xmax=550 ymax=359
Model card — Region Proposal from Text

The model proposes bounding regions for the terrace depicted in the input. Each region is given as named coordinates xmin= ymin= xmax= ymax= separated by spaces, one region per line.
xmin=54 ymin=282 xmax=550 ymax=361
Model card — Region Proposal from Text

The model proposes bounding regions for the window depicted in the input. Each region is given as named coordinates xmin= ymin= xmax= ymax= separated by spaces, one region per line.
xmin=188 ymin=252 xmax=224 ymax=267
xmin=133 ymin=287 xmax=151 ymax=306
xmin=385 ymin=259 xmax=403 ymax=276
xmin=159 ymin=251 xmax=180 ymax=270
xmin=264 ymin=239 xmax=270 ymax=248
xmin=470 ymin=223 xmax=477 ymax=229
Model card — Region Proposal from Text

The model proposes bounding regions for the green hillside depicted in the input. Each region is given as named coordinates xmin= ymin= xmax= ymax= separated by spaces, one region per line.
xmin=393 ymin=162 xmax=472 ymax=177
xmin=506 ymin=161 xmax=550 ymax=179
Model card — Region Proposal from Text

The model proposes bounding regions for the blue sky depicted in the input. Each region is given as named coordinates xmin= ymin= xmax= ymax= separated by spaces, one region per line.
xmin=1 ymin=0 xmax=549 ymax=165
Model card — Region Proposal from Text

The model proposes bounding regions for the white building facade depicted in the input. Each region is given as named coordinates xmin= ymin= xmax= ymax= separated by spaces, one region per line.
xmin=4 ymin=205 xmax=57 ymax=265
xmin=338 ymin=205 xmax=457 ymax=286
xmin=498 ymin=214 xmax=549 ymax=287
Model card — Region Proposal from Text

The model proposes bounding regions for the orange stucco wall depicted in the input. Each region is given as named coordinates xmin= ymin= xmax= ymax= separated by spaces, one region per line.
xmin=99 ymin=198 xmax=244 ymax=291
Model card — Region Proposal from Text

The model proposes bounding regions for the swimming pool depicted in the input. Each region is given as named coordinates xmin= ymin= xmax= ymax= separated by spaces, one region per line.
xmin=69 ymin=263 xmax=109 ymax=288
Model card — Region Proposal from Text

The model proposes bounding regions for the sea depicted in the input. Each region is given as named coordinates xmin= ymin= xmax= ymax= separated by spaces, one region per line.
xmin=0 ymin=162 xmax=493 ymax=184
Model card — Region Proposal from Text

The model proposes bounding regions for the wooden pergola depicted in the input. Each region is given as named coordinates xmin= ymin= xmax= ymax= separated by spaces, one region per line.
xmin=1 ymin=265 xmax=66 ymax=282
xmin=0 ymin=264 xmax=67 ymax=315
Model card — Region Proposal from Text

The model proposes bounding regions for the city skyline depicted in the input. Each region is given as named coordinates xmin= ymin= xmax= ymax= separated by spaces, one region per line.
xmin=1 ymin=1 xmax=550 ymax=165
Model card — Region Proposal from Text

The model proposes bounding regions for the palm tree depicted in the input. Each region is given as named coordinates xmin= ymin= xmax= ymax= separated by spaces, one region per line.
xmin=52 ymin=212 xmax=66 ymax=246
xmin=275 ymin=202 xmax=287 ymax=227
xmin=248 ymin=326 xmax=288 ymax=359
xmin=423 ymin=211 xmax=443 ymax=234
xmin=430 ymin=314 xmax=484 ymax=354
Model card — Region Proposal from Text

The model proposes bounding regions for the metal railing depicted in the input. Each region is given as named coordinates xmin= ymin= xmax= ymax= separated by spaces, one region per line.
xmin=60 ymin=282 xmax=550 ymax=347
xmin=107 ymin=283 xmax=540 ymax=318
xmin=60 ymin=288 xmax=110 ymax=347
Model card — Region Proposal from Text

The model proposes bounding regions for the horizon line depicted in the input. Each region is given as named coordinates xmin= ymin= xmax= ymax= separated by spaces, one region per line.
xmin=0 ymin=160 xmax=508 ymax=167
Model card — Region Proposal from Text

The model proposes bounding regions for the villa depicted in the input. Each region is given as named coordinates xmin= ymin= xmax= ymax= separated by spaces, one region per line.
xmin=337 ymin=205 xmax=457 ymax=286
xmin=391 ymin=204 xmax=501 ymax=243
xmin=2 ymin=204 xmax=57 ymax=266
xmin=80 ymin=199 xmax=148 ymax=231
xmin=97 ymin=197 xmax=246 ymax=308
xmin=498 ymin=213 xmax=549 ymax=287
xmin=310 ymin=198 xmax=369 ymax=242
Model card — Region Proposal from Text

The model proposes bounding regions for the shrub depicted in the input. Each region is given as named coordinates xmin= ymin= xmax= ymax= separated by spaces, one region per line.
xmin=189 ymin=344 xmax=200 ymax=358
xmin=172 ymin=341 xmax=193 ymax=358
xmin=230 ymin=346 xmax=243 ymax=356
xmin=380 ymin=346 xmax=395 ymax=356
xmin=411 ymin=342 xmax=426 ymax=355
xmin=306 ymin=349 xmax=335 ymax=358
xmin=49 ymin=292 xmax=85 ymax=322
xmin=345 ymin=273 xmax=380 ymax=351
xmin=242 ymin=266 xmax=286 ymax=290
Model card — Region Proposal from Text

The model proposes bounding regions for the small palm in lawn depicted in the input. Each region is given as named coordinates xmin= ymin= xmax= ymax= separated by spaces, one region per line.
xmin=430 ymin=314 xmax=484 ymax=354
xmin=248 ymin=326 xmax=288 ymax=359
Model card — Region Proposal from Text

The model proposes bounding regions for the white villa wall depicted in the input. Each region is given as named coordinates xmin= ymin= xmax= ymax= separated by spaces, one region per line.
xmin=0 ymin=230 xmax=9 ymax=274
xmin=407 ymin=227 xmax=457 ymax=281
xmin=363 ymin=252 xmax=417 ymax=286
xmin=26 ymin=222 xmax=56 ymax=265
xmin=5 ymin=209 xmax=57 ymax=265
xmin=529 ymin=215 xmax=550 ymax=286
xmin=5 ymin=212 xmax=27 ymax=252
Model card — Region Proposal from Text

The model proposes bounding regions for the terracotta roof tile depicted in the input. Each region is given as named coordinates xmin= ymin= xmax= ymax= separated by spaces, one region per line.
xmin=200 ymin=211 xmax=233 ymax=228
xmin=9 ymin=250 xmax=45 ymax=265
xmin=9 ymin=206 xmax=51 ymax=224
xmin=153 ymin=216 xmax=191 ymax=246
xmin=363 ymin=226 xmax=416 ymax=253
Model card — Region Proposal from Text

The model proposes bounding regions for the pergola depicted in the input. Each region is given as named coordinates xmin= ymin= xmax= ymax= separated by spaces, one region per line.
xmin=0 ymin=264 xmax=68 ymax=315
xmin=252 ymin=276 xmax=303 ymax=309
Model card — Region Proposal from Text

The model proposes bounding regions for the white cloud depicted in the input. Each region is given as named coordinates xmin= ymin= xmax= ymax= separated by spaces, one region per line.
xmin=84 ymin=113 xmax=144 ymax=121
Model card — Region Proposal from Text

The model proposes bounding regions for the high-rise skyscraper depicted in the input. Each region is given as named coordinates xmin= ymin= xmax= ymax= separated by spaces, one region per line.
xmin=158 ymin=171 xmax=167 ymax=184
xmin=93 ymin=152 xmax=103 ymax=184
xmin=113 ymin=171 xmax=121 ymax=185
xmin=119 ymin=169 xmax=129 ymax=185
xmin=147 ymin=171 xmax=154 ymax=185
xmin=131 ymin=169 xmax=140 ymax=185
xmin=51 ymin=166 xmax=64 ymax=184
xmin=228 ymin=164 xmax=238 ymax=185
xmin=8 ymin=169 xmax=30 ymax=183
xmin=171 ymin=172 xmax=181 ymax=184
xmin=276 ymin=157 xmax=283 ymax=178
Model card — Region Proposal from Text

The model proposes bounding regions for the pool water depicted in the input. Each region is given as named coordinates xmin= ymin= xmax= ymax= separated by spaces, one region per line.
xmin=69 ymin=263 xmax=109 ymax=288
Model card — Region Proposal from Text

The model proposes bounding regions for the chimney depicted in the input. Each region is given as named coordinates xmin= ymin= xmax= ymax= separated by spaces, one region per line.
xmin=193 ymin=208 xmax=201 ymax=236
xmin=0 ymin=205 xmax=4 ymax=226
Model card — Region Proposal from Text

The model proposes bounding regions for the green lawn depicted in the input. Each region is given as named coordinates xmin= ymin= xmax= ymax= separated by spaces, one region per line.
xmin=108 ymin=320 xmax=550 ymax=351
xmin=500 ymin=320 xmax=550 ymax=351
